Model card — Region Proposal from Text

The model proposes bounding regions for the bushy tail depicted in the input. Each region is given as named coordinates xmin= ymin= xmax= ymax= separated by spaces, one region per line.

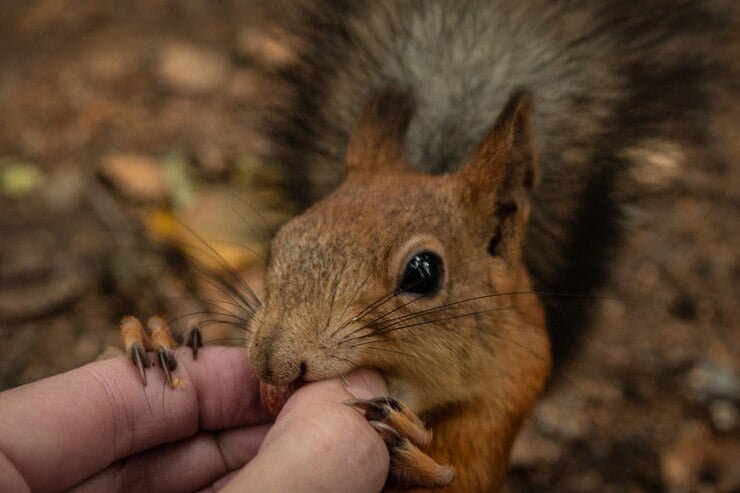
xmin=264 ymin=0 xmax=735 ymax=363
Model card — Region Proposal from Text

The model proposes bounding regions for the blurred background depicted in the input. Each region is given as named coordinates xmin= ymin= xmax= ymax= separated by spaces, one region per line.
xmin=0 ymin=1 xmax=738 ymax=491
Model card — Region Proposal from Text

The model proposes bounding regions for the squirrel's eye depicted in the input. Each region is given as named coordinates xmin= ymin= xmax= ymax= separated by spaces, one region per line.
xmin=398 ymin=252 xmax=443 ymax=295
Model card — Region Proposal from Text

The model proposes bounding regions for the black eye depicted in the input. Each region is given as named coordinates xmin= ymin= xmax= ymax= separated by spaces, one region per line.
xmin=398 ymin=252 xmax=443 ymax=295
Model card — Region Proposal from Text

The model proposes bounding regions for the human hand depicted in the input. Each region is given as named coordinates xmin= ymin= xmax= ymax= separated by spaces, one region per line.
xmin=0 ymin=346 xmax=389 ymax=493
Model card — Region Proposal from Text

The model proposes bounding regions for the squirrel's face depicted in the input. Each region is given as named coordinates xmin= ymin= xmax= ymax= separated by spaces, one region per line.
xmin=247 ymin=90 xmax=550 ymax=414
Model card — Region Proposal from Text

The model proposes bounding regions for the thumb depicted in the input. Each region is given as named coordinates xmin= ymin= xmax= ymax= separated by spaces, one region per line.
xmin=224 ymin=368 xmax=390 ymax=492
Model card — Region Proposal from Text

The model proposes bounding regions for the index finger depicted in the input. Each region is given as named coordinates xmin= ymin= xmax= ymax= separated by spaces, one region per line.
xmin=0 ymin=346 xmax=266 ymax=492
xmin=224 ymin=368 xmax=390 ymax=493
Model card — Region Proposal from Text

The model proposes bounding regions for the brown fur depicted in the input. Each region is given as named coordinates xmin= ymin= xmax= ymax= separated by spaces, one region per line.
xmin=248 ymin=91 xmax=551 ymax=491
xmin=266 ymin=0 xmax=734 ymax=368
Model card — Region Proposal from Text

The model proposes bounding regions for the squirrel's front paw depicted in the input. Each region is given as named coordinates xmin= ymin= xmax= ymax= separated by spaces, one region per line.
xmin=345 ymin=397 xmax=455 ymax=490
xmin=120 ymin=315 xmax=203 ymax=388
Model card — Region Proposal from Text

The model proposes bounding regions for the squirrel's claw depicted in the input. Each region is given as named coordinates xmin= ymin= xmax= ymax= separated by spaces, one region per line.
xmin=156 ymin=346 xmax=177 ymax=388
xmin=148 ymin=316 xmax=179 ymax=389
xmin=120 ymin=316 xmax=153 ymax=386
xmin=120 ymin=315 xmax=192 ymax=389
xmin=184 ymin=325 xmax=203 ymax=360
xmin=344 ymin=397 xmax=432 ymax=447
xmin=345 ymin=397 xmax=454 ymax=490
xmin=130 ymin=342 xmax=152 ymax=386
xmin=344 ymin=397 xmax=401 ymax=419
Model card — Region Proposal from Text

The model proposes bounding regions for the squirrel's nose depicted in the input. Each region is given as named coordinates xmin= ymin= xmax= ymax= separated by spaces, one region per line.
xmin=283 ymin=361 xmax=308 ymax=392
xmin=295 ymin=361 xmax=308 ymax=383
xmin=250 ymin=330 xmax=308 ymax=386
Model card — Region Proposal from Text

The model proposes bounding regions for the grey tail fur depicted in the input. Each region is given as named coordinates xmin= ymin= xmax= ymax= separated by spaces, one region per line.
xmin=264 ymin=0 xmax=736 ymax=363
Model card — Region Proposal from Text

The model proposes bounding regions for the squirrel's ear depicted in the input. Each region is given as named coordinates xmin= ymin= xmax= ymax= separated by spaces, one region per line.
xmin=459 ymin=90 xmax=538 ymax=258
xmin=345 ymin=89 xmax=415 ymax=174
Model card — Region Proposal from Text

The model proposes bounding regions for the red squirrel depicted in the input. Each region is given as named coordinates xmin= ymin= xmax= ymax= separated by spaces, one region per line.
xmin=121 ymin=0 xmax=733 ymax=490
xmin=252 ymin=89 xmax=549 ymax=490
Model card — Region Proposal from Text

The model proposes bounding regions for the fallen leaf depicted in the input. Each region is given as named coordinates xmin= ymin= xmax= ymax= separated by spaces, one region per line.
xmin=0 ymin=159 xmax=44 ymax=197
xmin=99 ymin=153 xmax=167 ymax=202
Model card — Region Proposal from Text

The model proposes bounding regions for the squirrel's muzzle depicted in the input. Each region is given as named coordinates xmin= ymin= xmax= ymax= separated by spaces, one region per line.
xmin=249 ymin=325 xmax=309 ymax=387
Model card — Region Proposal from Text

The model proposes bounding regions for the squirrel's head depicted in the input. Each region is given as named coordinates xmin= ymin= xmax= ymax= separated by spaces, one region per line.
xmin=248 ymin=90 xmax=550 ymax=414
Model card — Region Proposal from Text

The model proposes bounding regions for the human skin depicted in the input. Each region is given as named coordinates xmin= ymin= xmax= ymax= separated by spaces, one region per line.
xmin=0 ymin=346 xmax=389 ymax=493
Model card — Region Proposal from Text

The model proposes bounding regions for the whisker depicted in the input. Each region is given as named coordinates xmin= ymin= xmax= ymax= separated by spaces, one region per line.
xmin=341 ymin=293 xmax=526 ymax=343
xmin=342 ymin=291 xmax=425 ymax=339
xmin=182 ymin=249 xmax=260 ymax=313
xmin=331 ymin=354 xmax=361 ymax=370
xmin=349 ymin=315 xmax=549 ymax=368
xmin=196 ymin=319 xmax=252 ymax=332
xmin=322 ymin=275 xmax=341 ymax=336
xmin=175 ymin=255 xmax=255 ymax=308
xmin=121 ymin=242 xmax=259 ymax=318
xmin=196 ymin=237 xmax=266 ymax=263
xmin=202 ymin=185 xmax=281 ymax=253
xmin=328 ymin=213 xmax=453 ymax=339
xmin=163 ymin=296 xmax=255 ymax=314
xmin=192 ymin=297 xmax=262 ymax=324
xmin=203 ymin=337 xmax=249 ymax=346
xmin=328 ymin=287 xmax=400 ymax=339
xmin=331 ymin=228 xmax=376 ymax=326
xmin=358 ymin=346 xmax=418 ymax=359
xmin=167 ymin=310 xmax=251 ymax=326
xmin=342 ymin=287 xmax=655 ymax=345
xmin=488 ymin=325 xmax=550 ymax=364
xmin=347 ymin=305 xmax=518 ymax=346
xmin=172 ymin=216 xmax=263 ymax=310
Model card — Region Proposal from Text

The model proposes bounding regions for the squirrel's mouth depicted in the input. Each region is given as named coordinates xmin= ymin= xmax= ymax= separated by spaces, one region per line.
xmin=259 ymin=366 xmax=387 ymax=417
xmin=259 ymin=376 xmax=306 ymax=418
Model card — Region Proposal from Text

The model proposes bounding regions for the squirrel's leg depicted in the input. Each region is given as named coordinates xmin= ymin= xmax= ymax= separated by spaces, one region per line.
xmin=119 ymin=315 xmax=202 ymax=388
xmin=345 ymin=397 xmax=455 ymax=490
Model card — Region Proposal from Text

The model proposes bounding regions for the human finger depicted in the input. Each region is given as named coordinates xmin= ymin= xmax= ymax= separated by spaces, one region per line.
xmin=69 ymin=424 xmax=270 ymax=493
xmin=222 ymin=368 xmax=390 ymax=493
xmin=0 ymin=346 xmax=266 ymax=492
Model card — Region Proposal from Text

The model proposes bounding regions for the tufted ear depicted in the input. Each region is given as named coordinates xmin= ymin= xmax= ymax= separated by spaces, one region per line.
xmin=459 ymin=90 xmax=538 ymax=259
xmin=345 ymin=89 xmax=415 ymax=174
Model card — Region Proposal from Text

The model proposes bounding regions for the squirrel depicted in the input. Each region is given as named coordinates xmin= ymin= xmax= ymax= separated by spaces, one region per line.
xmin=121 ymin=0 xmax=735 ymax=491
xmin=242 ymin=1 xmax=733 ymax=490
xmin=251 ymin=88 xmax=549 ymax=490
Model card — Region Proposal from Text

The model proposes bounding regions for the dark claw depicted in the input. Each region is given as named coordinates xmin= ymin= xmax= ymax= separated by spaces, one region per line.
xmin=185 ymin=326 xmax=203 ymax=360
xmin=370 ymin=421 xmax=403 ymax=447
xmin=344 ymin=398 xmax=388 ymax=420
xmin=347 ymin=396 xmax=431 ymax=448
xmin=343 ymin=397 xmax=402 ymax=421
xmin=130 ymin=342 xmax=152 ymax=386
xmin=157 ymin=347 xmax=177 ymax=389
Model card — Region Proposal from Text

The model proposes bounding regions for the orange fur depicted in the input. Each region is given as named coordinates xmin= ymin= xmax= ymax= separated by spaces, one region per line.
xmin=248 ymin=90 xmax=551 ymax=491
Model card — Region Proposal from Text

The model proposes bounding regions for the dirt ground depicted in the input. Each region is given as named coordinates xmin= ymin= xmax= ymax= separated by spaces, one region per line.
xmin=0 ymin=1 xmax=738 ymax=492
